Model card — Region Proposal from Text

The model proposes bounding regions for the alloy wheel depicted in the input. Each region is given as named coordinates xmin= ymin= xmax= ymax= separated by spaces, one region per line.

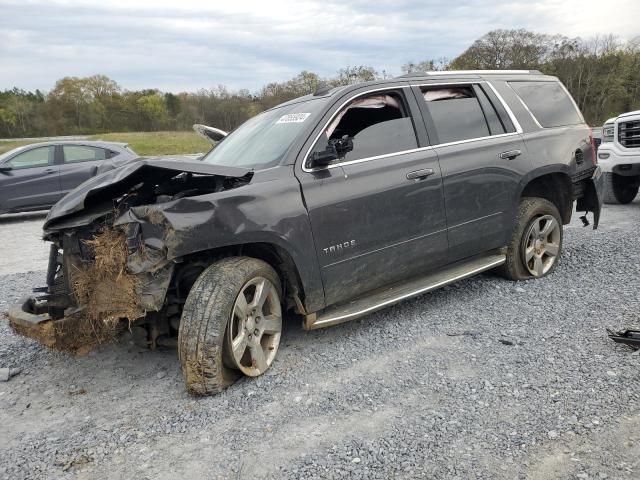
xmin=226 ymin=276 xmax=282 ymax=376
xmin=522 ymin=215 xmax=561 ymax=277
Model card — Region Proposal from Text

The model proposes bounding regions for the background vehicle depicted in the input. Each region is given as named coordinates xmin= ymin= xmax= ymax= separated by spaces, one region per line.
xmin=11 ymin=70 xmax=602 ymax=396
xmin=597 ymin=111 xmax=640 ymax=204
xmin=592 ymin=128 xmax=602 ymax=151
xmin=601 ymin=118 xmax=615 ymax=144
xmin=0 ymin=140 xmax=138 ymax=215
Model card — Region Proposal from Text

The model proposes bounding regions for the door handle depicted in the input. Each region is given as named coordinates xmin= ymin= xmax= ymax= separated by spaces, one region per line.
xmin=44 ymin=168 xmax=56 ymax=174
xmin=500 ymin=149 xmax=522 ymax=160
xmin=406 ymin=168 xmax=435 ymax=180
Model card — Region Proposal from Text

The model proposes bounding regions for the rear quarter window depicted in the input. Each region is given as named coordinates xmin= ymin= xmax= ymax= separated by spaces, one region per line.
xmin=509 ymin=81 xmax=583 ymax=128
xmin=63 ymin=145 xmax=108 ymax=163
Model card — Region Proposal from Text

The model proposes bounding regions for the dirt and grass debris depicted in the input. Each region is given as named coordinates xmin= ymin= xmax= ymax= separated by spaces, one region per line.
xmin=71 ymin=226 xmax=145 ymax=324
xmin=10 ymin=226 xmax=146 ymax=354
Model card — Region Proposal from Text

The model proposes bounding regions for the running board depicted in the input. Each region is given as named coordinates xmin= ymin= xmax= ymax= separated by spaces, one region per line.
xmin=303 ymin=253 xmax=506 ymax=330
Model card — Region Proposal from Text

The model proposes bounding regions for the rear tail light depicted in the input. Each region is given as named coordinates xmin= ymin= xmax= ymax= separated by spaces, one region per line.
xmin=589 ymin=128 xmax=597 ymax=165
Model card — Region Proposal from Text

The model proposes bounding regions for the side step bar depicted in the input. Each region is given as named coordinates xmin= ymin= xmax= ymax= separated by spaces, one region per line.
xmin=303 ymin=253 xmax=506 ymax=330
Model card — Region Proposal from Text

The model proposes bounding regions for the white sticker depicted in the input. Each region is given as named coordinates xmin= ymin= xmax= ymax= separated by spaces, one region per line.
xmin=276 ymin=113 xmax=311 ymax=124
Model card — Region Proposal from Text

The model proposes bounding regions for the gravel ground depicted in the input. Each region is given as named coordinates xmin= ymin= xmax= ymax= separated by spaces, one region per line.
xmin=1 ymin=201 xmax=639 ymax=479
xmin=0 ymin=212 xmax=49 ymax=276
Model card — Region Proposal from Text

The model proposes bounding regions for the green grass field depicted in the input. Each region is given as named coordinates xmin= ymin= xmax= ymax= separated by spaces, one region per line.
xmin=88 ymin=131 xmax=211 ymax=156
xmin=0 ymin=131 xmax=212 ymax=156
xmin=0 ymin=140 xmax=33 ymax=155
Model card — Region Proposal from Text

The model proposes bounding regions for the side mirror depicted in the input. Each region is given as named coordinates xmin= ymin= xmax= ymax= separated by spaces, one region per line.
xmin=332 ymin=135 xmax=354 ymax=158
xmin=308 ymin=136 xmax=354 ymax=169
xmin=193 ymin=124 xmax=228 ymax=143
xmin=0 ymin=165 xmax=12 ymax=174
xmin=309 ymin=146 xmax=338 ymax=168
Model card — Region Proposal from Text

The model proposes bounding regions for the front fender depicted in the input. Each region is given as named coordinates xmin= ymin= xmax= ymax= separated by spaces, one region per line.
xmin=115 ymin=168 xmax=326 ymax=312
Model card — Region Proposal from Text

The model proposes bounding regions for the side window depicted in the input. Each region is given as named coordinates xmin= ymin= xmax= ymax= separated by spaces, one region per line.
xmin=63 ymin=145 xmax=108 ymax=164
xmin=8 ymin=146 xmax=54 ymax=169
xmin=311 ymin=91 xmax=418 ymax=163
xmin=421 ymin=86 xmax=491 ymax=144
xmin=508 ymin=81 xmax=582 ymax=128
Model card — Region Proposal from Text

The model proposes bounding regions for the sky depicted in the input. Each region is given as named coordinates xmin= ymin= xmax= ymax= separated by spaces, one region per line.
xmin=0 ymin=0 xmax=638 ymax=93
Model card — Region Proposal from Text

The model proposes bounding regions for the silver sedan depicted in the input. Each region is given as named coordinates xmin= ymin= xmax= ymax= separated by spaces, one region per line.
xmin=0 ymin=140 xmax=138 ymax=214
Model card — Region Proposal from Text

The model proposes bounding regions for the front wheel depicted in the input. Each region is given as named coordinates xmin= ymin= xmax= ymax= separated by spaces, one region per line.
xmin=497 ymin=197 xmax=563 ymax=281
xmin=603 ymin=172 xmax=639 ymax=204
xmin=178 ymin=257 xmax=283 ymax=396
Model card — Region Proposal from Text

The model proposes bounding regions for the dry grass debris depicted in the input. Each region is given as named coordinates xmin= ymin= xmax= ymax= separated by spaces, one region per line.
xmin=18 ymin=227 xmax=146 ymax=354
xmin=71 ymin=226 xmax=144 ymax=325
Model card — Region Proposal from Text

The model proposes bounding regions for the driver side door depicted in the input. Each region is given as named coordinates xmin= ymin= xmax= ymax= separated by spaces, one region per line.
xmin=296 ymin=86 xmax=449 ymax=307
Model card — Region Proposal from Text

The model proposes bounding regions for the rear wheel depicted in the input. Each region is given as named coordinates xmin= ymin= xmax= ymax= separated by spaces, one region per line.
xmin=497 ymin=197 xmax=563 ymax=281
xmin=178 ymin=257 xmax=283 ymax=396
xmin=603 ymin=172 xmax=639 ymax=204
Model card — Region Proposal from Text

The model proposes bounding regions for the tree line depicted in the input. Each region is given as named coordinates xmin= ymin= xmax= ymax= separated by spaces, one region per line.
xmin=1 ymin=29 xmax=638 ymax=138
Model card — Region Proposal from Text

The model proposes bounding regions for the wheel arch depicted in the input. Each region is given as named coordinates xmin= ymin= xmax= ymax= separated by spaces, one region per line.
xmin=517 ymin=166 xmax=573 ymax=224
xmin=177 ymin=240 xmax=314 ymax=315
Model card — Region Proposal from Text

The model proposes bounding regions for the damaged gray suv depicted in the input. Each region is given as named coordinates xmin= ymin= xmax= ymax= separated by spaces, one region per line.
xmin=12 ymin=70 xmax=603 ymax=395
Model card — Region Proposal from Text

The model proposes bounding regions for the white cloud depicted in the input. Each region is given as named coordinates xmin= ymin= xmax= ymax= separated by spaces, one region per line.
xmin=0 ymin=0 xmax=637 ymax=92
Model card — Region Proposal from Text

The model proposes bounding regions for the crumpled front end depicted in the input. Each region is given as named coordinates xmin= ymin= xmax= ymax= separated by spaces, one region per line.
xmin=10 ymin=158 xmax=253 ymax=351
xmin=52 ymin=222 xmax=172 ymax=320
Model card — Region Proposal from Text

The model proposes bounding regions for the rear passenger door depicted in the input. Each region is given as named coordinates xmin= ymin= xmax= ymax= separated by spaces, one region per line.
xmin=412 ymin=82 xmax=531 ymax=261
xmin=58 ymin=145 xmax=110 ymax=195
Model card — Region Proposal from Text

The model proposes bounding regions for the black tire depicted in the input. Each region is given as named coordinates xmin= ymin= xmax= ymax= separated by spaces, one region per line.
xmin=178 ymin=256 xmax=282 ymax=396
xmin=603 ymin=172 xmax=639 ymax=204
xmin=496 ymin=197 xmax=563 ymax=281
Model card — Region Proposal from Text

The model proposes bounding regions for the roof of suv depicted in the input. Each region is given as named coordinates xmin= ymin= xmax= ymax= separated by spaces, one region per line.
xmin=275 ymin=70 xmax=559 ymax=112
xmin=398 ymin=69 xmax=543 ymax=78
xmin=309 ymin=70 xmax=554 ymax=98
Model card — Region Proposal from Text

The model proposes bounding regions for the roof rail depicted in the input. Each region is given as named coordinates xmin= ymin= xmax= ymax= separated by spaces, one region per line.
xmin=398 ymin=70 xmax=542 ymax=78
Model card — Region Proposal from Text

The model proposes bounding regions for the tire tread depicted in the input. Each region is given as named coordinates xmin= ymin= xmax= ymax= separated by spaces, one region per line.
xmin=495 ymin=197 xmax=563 ymax=281
xmin=603 ymin=172 xmax=639 ymax=204
xmin=178 ymin=257 xmax=280 ymax=396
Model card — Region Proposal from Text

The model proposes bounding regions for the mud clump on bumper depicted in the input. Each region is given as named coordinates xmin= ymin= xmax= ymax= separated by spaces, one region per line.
xmin=71 ymin=227 xmax=144 ymax=324
xmin=9 ymin=308 xmax=123 ymax=356
xmin=9 ymin=227 xmax=145 ymax=354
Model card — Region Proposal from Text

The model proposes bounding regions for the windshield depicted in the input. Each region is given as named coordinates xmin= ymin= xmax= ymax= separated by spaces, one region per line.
xmin=202 ymin=98 xmax=326 ymax=169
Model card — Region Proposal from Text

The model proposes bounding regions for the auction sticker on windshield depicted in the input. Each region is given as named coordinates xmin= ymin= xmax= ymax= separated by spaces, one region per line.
xmin=276 ymin=113 xmax=311 ymax=124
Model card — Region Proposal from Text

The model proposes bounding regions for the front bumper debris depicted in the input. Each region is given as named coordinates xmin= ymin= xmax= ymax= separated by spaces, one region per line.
xmin=8 ymin=295 xmax=124 ymax=354
xmin=9 ymin=296 xmax=59 ymax=349
xmin=607 ymin=328 xmax=640 ymax=349
xmin=8 ymin=297 xmax=49 ymax=326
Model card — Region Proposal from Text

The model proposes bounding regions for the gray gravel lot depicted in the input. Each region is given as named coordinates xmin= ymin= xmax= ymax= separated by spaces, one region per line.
xmin=1 ymin=201 xmax=639 ymax=479
xmin=0 ymin=212 xmax=50 ymax=276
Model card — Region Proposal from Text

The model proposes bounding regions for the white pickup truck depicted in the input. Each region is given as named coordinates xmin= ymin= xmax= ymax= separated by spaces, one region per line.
xmin=597 ymin=111 xmax=640 ymax=204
